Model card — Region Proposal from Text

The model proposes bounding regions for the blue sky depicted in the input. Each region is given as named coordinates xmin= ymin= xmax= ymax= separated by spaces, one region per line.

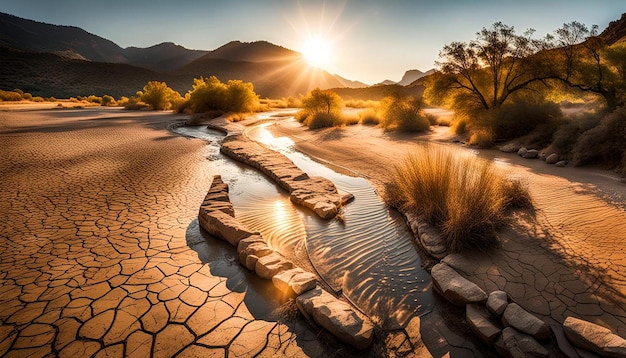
xmin=2 ymin=0 xmax=624 ymax=84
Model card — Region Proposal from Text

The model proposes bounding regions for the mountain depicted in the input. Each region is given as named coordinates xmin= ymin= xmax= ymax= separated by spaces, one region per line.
xmin=398 ymin=69 xmax=434 ymax=86
xmin=333 ymin=74 xmax=369 ymax=88
xmin=124 ymin=42 xmax=208 ymax=72
xmin=0 ymin=12 xmax=125 ymax=63
xmin=601 ymin=13 xmax=626 ymax=45
xmin=199 ymin=40 xmax=299 ymax=62
xmin=374 ymin=80 xmax=397 ymax=86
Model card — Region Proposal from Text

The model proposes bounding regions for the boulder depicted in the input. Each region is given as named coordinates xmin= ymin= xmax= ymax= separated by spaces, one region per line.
xmin=199 ymin=175 xmax=235 ymax=217
xmin=466 ymin=304 xmax=502 ymax=345
xmin=500 ymin=143 xmax=522 ymax=153
xmin=546 ymin=153 xmax=559 ymax=165
xmin=517 ymin=147 xmax=528 ymax=157
xmin=255 ymin=252 xmax=294 ymax=279
xmin=198 ymin=209 xmax=259 ymax=247
xmin=495 ymin=327 xmax=549 ymax=358
xmin=523 ymin=149 xmax=539 ymax=159
xmin=411 ymin=216 xmax=447 ymax=259
xmin=551 ymin=323 xmax=581 ymax=358
xmin=296 ymin=287 xmax=374 ymax=350
xmin=502 ymin=303 xmax=550 ymax=340
xmin=563 ymin=316 xmax=626 ymax=357
xmin=556 ymin=160 xmax=568 ymax=167
xmin=313 ymin=201 xmax=338 ymax=219
xmin=430 ymin=263 xmax=487 ymax=306
xmin=236 ymin=235 xmax=266 ymax=254
xmin=487 ymin=291 xmax=509 ymax=317
xmin=272 ymin=268 xmax=317 ymax=296
xmin=238 ymin=242 xmax=273 ymax=269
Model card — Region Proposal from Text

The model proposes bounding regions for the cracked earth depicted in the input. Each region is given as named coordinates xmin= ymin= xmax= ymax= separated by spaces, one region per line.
xmin=0 ymin=108 xmax=335 ymax=357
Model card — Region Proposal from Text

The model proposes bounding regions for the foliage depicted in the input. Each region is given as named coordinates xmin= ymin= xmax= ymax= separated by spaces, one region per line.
xmin=572 ymin=106 xmax=626 ymax=171
xmin=138 ymin=81 xmax=182 ymax=110
xmin=0 ymin=89 xmax=23 ymax=101
xmin=101 ymin=95 xmax=116 ymax=106
xmin=186 ymin=76 xmax=259 ymax=114
xmin=391 ymin=145 xmax=532 ymax=251
xmin=378 ymin=93 xmax=430 ymax=132
xmin=358 ymin=108 xmax=381 ymax=125
xmin=297 ymin=88 xmax=343 ymax=128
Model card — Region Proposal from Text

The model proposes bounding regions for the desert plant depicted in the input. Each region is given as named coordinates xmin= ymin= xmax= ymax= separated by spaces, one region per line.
xmin=0 ymin=90 xmax=23 ymax=101
xmin=359 ymin=108 xmax=381 ymax=125
xmin=186 ymin=76 xmax=259 ymax=114
xmin=298 ymin=88 xmax=343 ymax=129
xmin=391 ymin=145 xmax=531 ymax=251
xmin=378 ymin=94 xmax=430 ymax=132
xmin=572 ymin=106 xmax=626 ymax=171
xmin=101 ymin=95 xmax=116 ymax=106
xmin=138 ymin=81 xmax=182 ymax=110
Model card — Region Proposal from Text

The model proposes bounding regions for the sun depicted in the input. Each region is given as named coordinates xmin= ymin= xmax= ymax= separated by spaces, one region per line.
xmin=302 ymin=37 xmax=331 ymax=69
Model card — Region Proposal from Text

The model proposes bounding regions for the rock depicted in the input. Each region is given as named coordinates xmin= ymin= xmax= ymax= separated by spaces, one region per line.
xmin=523 ymin=149 xmax=539 ymax=159
xmin=487 ymin=291 xmax=509 ymax=317
xmin=500 ymin=143 xmax=522 ymax=153
xmin=255 ymin=252 xmax=294 ymax=279
xmin=244 ymin=254 xmax=261 ymax=271
xmin=466 ymin=304 xmax=502 ymax=345
xmin=199 ymin=175 xmax=235 ymax=217
xmin=551 ymin=323 xmax=581 ymax=358
xmin=313 ymin=201 xmax=338 ymax=219
xmin=198 ymin=210 xmax=259 ymax=247
xmin=556 ymin=160 xmax=568 ymax=167
xmin=411 ymin=215 xmax=447 ymax=259
xmin=430 ymin=263 xmax=487 ymax=306
xmin=546 ymin=153 xmax=559 ymax=164
xmin=272 ymin=268 xmax=317 ymax=296
xmin=495 ymin=327 xmax=549 ymax=358
xmin=517 ymin=147 xmax=528 ymax=157
xmin=296 ymin=287 xmax=374 ymax=350
xmin=538 ymin=152 xmax=548 ymax=161
xmin=236 ymin=235 xmax=266 ymax=254
xmin=563 ymin=316 xmax=626 ymax=357
xmin=502 ymin=303 xmax=550 ymax=340
xmin=238 ymin=242 xmax=273 ymax=269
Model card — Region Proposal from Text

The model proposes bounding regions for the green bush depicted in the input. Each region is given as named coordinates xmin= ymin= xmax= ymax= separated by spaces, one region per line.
xmin=138 ymin=81 xmax=182 ymax=110
xmin=378 ymin=95 xmax=430 ymax=132
xmin=185 ymin=76 xmax=259 ymax=114
xmin=572 ymin=107 xmax=626 ymax=171
xmin=391 ymin=145 xmax=532 ymax=251
xmin=550 ymin=112 xmax=601 ymax=155
xmin=298 ymin=88 xmax=343 ymax=128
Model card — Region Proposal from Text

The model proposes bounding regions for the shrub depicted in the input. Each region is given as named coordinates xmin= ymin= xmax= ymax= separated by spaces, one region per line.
xmin=378 ymin=95 xmax=430 ymax=132
xmin=185 ymin=76 xmax=259 ymax=114
xmin=391 ymin=145 xmax=531 ymax=251
xmin=469 ymin=128 xmax=495 ymax=148
xmin=550 ymin=111 xmax=601 ymax=156
xmin=0 ymin=90 xmax=23 ymax=101
xmin=86 ymin=95 xmax=101 ymax=104
xmin=307 ymin=112 xmax=337 ymax=129
xmin=101 ymin=95 xmax=116 ymax=106
xmin=572 ymin=107 xmax=626 ymax=171
xmin=139 ymin=81 xmax=182 ymax=110
xmin=298 ymin=88 xmax=343 ymax=128
xmin=359 ymin=108 xmax=380 ymax=125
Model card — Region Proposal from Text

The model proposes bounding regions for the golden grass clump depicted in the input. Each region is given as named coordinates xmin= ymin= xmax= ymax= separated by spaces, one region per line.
xmin=392 ymin=145 xmax=531 ymax=251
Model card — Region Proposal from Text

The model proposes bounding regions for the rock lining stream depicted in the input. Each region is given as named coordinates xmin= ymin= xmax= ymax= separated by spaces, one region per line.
xmin=174 ymin=117 xmax=434 ymax=330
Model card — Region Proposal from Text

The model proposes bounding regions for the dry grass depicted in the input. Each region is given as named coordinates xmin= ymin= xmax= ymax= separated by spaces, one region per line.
xmin=392 ymin=145 xmax=532 ymax=251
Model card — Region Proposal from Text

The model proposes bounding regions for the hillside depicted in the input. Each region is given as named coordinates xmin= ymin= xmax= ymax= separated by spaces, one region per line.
xmin=124 ymin=42 xmax=208 ymax=72
xmin=601 ymin=13 xmax=626 ymax=44
xmin=398 ymin=69 xmax=434 ymax=86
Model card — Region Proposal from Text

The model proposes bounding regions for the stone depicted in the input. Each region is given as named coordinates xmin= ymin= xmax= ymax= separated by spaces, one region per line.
xmin=466 ymin=304 xmax=502 ymax=345
xmin=487 ymin=291 xmax=509 ymax=317
xmin=551 ymin=323 xmax=581 ymax=358
xmin=411 ymin=215 xmax=447 ymax=259
xmin=556 ymin=160 xmax=568 ymax=167
xmin=495 ymin=327 xmax=549 ymax=358
xmin=563 ymin=316 xmax=626 ymax=357
xmin=238 ymin=242 xmax=273 ymax=269
xmin=244 ymin=255 xmax=261 ymax=272
xmin=430 ymin=263 xmax=487 ymax=306
xmin=198 ymin=209 xmax=259 ymax=247
xmin=289 ymin=271 xmax=317 ymax=295
xmin=254 ymin=252 xmax=294 ymax=279
xmin=296 ymin=287 xmax=374 ymax=350
xmin=546 ymin=153 xmax=559 ymax=164
xmin=313 ymin=201 xmax=338 ymax=219
xmin=500 ymin=143 xmax=522 ymax=153
xmin=517 ymin=147 xmax=528 ymax=157
xmin=236 ymin=235 xmax=266 ymax=254
xmin=272 ymin=268 xmax=306 ymax=295
xmin=523 ymin=149 xmax=539 ymax=159
xmin=502 ymin=303 xmax=550 ymax=340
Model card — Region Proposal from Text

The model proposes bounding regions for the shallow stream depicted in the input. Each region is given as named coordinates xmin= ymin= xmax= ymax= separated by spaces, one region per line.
xmin=174 ymin=115 xmax=435 ymax=329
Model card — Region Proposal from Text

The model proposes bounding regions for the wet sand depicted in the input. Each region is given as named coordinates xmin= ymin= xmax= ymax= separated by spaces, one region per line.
xmin=267 ymin=117 xmax=626 ymax=336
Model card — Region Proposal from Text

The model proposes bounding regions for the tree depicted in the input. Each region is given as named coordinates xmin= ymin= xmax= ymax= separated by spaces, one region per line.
xmin=139 ymin=81 xmax=181 ymax=110
xmin=427 ymin=22 xmax=547 ymax=113
xmin=187 ymin=76 xmax=259 ymax=113
xmin=225 ymin=79 xmax=259 ymax=112
xmin=549 ymin=21 xmax=626 ymax=110
xmin=301 ymin=88 xmax=342 ymax=116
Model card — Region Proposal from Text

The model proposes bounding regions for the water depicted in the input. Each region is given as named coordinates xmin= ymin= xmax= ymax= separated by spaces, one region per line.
xmin=174 ymin=117 xmax=434 ymax=329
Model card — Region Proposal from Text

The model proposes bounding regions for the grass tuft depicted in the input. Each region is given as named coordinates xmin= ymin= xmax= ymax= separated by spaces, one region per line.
xmin=391 ymin=145 xmax=532 ymax=251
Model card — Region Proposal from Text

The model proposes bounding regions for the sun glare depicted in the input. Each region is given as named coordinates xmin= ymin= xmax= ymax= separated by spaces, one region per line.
xmin=302 ymin=37 xmax=331 ymax=68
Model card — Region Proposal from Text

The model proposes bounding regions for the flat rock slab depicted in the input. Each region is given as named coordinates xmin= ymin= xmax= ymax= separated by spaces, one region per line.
xmin=502 ymin=303 xmax=550 ymax=340
xmin=430 ymin=263 xmax=487 ymax=306
xmin=255 ymin=252 xmax=294 ymax=280
xmin=564 ymin=316 xmax=626 ymax=357
xmin=495 ymin=327 xmax=549 ymax=358
xmin=466 ymin=304 xmax=502 ymax=345
xmin=272 ymin=268 xmax=317 ymax=296
xmin=199 ymin=175 xmax=234 ymax=217
xmin=406 ymin=213 xmax=447 ymax=259
xmin=198 ymin=209 xmax=259 ymax=247
xmin=221 ymin=136 xmax=343 ymax=219
xmin=296 ymin=287 xmax=374 ymax=350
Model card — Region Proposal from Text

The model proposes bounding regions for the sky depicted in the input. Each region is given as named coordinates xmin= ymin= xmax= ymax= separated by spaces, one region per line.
xmin=2 ymin=0 xmax=625 ymax=84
